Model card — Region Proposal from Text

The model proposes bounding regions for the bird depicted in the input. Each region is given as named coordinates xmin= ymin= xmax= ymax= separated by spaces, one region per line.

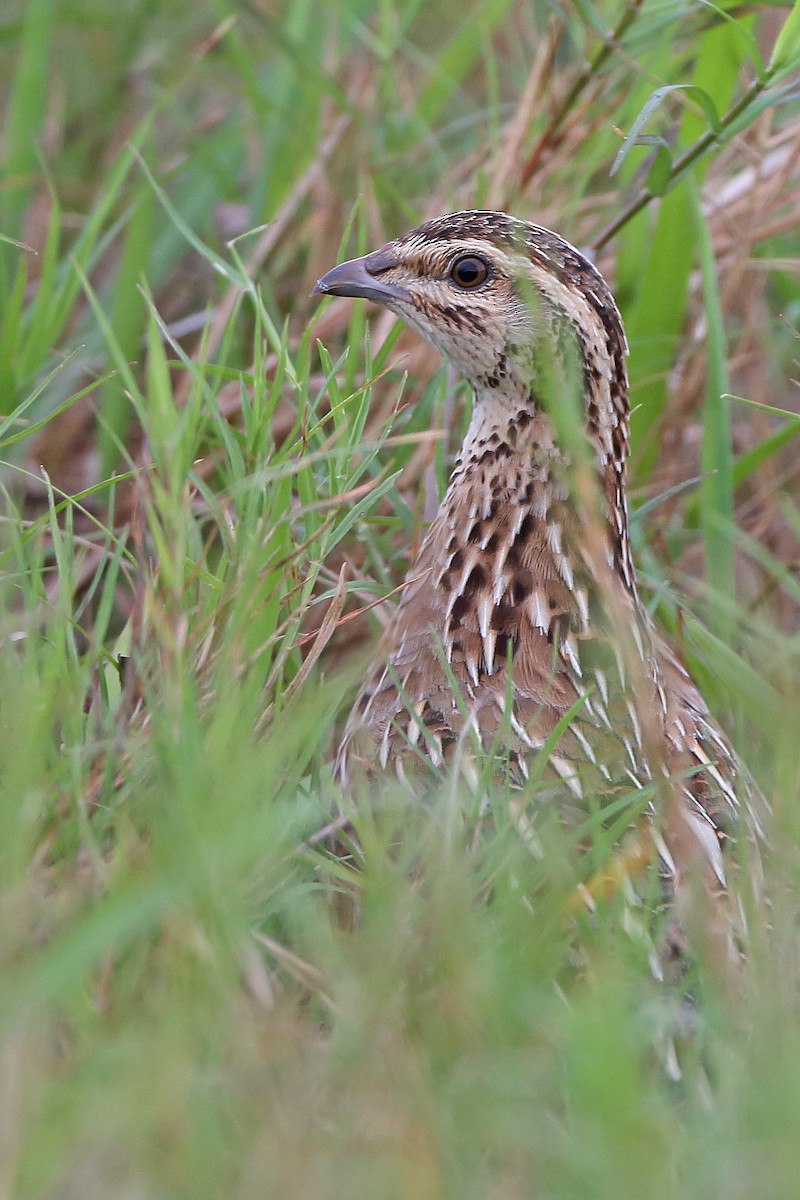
xmin=314 ymin=211 xmax=762 ymax=947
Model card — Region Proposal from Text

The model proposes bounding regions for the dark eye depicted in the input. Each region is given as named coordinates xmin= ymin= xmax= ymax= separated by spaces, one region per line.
xmin=449 ymin=255 xmax=490 ymax=289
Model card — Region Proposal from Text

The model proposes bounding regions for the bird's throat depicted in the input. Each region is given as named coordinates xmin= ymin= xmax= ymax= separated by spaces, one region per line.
xmin=439 ymin=390 xmax=638 ymax=608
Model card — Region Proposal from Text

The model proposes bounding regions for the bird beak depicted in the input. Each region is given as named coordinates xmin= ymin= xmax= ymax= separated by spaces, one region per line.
xmin=313 ymin=250 xmax=410 ymax=305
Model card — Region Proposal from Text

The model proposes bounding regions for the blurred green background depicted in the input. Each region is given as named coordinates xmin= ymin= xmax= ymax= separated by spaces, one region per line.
xmin=1 ymin=1 xmax=799 ymax=1196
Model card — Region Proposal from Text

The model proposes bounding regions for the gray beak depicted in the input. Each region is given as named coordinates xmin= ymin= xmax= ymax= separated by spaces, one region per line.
xmin=313 ymin=250 xmax=409 ymax=306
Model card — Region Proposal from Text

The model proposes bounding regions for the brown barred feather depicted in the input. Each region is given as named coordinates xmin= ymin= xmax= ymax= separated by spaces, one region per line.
xmin=315 ymin=211 xmax=763 ymax=950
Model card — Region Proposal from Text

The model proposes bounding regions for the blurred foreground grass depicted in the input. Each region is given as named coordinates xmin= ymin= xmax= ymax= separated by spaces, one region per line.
xmin=1 ymin=1 xmax=800 ymax=1195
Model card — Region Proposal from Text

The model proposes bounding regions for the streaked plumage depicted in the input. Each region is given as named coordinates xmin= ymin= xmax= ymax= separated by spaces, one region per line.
xmin=315 ymin=211 xmax=762 ymax=928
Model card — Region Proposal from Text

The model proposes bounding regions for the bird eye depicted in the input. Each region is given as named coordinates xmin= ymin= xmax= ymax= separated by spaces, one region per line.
xmin=449 ymin=255 xmax=490 ymax=289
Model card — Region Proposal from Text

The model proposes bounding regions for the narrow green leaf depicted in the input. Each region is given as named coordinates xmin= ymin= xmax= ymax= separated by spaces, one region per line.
xmin=132 ymin=148 xmax=241 ymax=286
xmin=0 ymin=348 xmax=82 ymax=444
xmin=690 ymin=187 xmax=735 ymax=619
xmin=645 ymin=144 xmax=673 ymax=196
xmin=626 ymin=186 xmax=694 ymax=475
xmin=610 ymin=85 xmax=720 ymax=178
xmin=697 ymin=0 xmax=766 ymax=77
xmin=768 ymin=0 xmax=800 ymax=75
xmin=1 ymin=0 xmax=53 ymax=230
xmin=0 ymin=369 xmax=118 ymax=452
xmin=99 ymin=180 xmax=155 ymax=475
xmin=18 ymin=190 xmax=62 ymax=380
xmin=0 ymin=259 xmax=26 ymax=410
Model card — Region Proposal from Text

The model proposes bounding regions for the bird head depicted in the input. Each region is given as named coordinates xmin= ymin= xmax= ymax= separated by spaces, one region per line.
xmin=313 ymin=211 xmax=628 ymax=423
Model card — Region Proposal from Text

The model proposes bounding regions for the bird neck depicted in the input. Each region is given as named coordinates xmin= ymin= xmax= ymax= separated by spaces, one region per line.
xmin=447 ymin=372 xmax=638 ymax=603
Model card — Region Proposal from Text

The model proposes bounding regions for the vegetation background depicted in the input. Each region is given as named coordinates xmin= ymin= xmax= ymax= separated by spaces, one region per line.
xmin=1 ymin=0 xmax=800 ymax=1195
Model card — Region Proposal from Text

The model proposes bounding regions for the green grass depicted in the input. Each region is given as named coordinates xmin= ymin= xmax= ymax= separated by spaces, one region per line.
xmin=1 ymin=0 xmax=800 ymax=1195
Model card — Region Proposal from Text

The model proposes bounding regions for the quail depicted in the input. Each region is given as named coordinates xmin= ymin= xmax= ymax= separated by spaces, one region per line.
xmin=315 ymin=211 xmax=762 ymax=930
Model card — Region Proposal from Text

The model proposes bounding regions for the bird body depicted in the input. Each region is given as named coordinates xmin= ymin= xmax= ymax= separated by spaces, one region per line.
xmin=315 ymin=212 xmax=759 ymax=908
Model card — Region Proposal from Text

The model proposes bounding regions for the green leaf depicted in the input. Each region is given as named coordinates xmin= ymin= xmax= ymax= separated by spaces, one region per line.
xmin=626 ymin=186 xmax=694 ymax=477
xmin=768 ymin=0 xmax=800 ymax=75
xmin=610 ymin=85 xmax=720 ymax=178
xmin=1 ymin=0 xmax=53 ymax=231
xmin=645 ymin=144 xmax=673 ymax=196
xmin=697 ymin=0 xmax=766 ymax=78
xmin=690 ymin=186 xmax=735 ymax=620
